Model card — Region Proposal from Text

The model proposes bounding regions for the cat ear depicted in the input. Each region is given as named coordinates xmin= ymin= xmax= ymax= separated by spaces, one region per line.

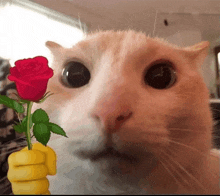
xmin=183 ymin=41 xmax=209 ymax=68
xmin=45 ymin=41 xmax=63 ymax=53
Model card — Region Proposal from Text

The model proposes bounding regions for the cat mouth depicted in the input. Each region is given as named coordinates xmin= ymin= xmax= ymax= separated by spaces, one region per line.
xmin=75 ymin=147 xmax=138 ymax=164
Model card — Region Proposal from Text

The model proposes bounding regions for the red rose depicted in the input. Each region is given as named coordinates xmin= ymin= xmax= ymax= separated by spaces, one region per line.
xmin=8 ymin=56 xmax=53 ymax=101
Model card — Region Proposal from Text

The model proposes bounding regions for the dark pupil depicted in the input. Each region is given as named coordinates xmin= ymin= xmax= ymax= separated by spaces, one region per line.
xmin=62 ymin=61 xmax=90 ymax=88
xmin=144 ymin=63 xmax=175 ymax=89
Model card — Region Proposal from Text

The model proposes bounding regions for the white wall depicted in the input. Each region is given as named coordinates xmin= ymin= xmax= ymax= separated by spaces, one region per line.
xmin=165 ymin=30 xmax=218 ymax=96
xmin=31 ymin=0 xmax=220 ymax=96
xmin=154 ymin=13 xmax=220 ymax=96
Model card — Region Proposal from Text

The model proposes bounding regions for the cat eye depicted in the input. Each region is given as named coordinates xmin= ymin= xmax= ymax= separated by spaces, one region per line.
xmin=61 ymin=61 xmax=91 ymax=88
xmin=144 ymin=62 xmax=176 ymax=89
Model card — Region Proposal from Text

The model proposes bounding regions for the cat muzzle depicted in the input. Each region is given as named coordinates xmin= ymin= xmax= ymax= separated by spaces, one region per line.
xmin=75 ymin=146 xmax=138 ymax=163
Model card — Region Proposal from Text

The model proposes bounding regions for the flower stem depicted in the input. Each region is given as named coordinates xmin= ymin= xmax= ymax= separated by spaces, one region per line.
xmin=26 ymin=101 xmax=33 ymax=150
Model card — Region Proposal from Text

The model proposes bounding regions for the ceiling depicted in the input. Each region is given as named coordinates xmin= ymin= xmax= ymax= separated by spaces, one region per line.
xmin=30 ymin=0 xmax=220 ymax=44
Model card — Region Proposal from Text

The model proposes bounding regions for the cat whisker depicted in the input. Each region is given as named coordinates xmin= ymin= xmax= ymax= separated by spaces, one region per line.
xmin=160 ymin=149 xmax=207 ymax=192
xmin=155 ymin=156 xmax=187 ymax=192
xmin=164 ymin=138 xmax=219 ymax=178
xmin=164 ymin=138 xmax=209 ymax=157
xmin=163 ymin=110 xmax=210 ymax=119
xmin=168 ymin=145 xmax=220 ymax=180
xmin=158 ymin=151 xmax=193 ymax=188
xmin=168 ymin=127 xmax=195 ymax=132
xmin=168 ymin=127 xmax=213 ymax=133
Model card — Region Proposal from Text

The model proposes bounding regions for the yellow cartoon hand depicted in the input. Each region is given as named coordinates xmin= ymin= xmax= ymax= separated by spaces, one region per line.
xmin=7 ymin=143 xmax=57 ymax=195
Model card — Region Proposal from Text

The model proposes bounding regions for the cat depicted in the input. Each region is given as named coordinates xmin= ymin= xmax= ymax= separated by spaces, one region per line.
xmin=29 ymin=30 xmax=219 ymax=194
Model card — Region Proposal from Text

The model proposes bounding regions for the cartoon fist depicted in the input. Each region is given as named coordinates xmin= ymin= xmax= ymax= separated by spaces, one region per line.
xmin=7 ymin=143 xmax=57 ymax=194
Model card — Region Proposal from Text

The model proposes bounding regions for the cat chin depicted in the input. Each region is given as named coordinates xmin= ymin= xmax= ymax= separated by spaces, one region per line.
xmin=74 ymin=146 xmax=138 ymax=166
xmin=85 ymin=152 xmax=155 ymax=176
xmin=47 ymin=135 xmax=153 ymax=194
xmin=71 ymin=137 xmax=157 ymax=179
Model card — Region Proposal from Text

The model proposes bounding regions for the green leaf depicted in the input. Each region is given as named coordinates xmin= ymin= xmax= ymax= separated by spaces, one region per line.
xmin=33 ymin=123 xmax=51 ymax=146
xmin=47 ymin=122 xmax=68 ymax=138
xmin=0 ymin=95 xmax=13 ymax=107
xmin=0 ymin=95 xmax=24 ymax=113
xmin=13 ymin=124 xmax=25 ymax=133
xmin=22 ymin=114 xmax=33 ymax=130
xmin=13 ymin=114 xmax=33 ymax=134
xmin=32 ymin=109 xmax=49 ymax=123
xmin=11 ymin=101 xmax=25 ymax=113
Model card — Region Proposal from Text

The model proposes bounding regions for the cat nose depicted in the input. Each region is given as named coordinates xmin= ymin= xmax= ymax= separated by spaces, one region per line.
xmin=90 ymin=105 xmax=133 ymax=133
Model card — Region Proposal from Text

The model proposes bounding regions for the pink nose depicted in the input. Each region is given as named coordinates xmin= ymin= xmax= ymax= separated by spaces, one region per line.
xmin=90 ymin=104 xmax=133 ymax=133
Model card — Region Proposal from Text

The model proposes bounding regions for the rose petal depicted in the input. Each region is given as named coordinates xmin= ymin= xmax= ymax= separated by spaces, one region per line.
xmin=7 ymin=75 xmax=35 ymax=87
xmin=14 ymin=59 xmax=23 ymax=68
xmin=30 ymin=68 xmax=54 ymax=81
xmin=34 ymin=56 xmax=49 ymax=71
xmin=16 ymin=83 xmax=44 ymax=101
xmin=9 ymin=67 xmax=21 ymax=78
xmin=12 ymin=56 xmax=53 ymax=101
xmin=35 ymin=56 xmax=48 ymax=66
xmin=7 ymin=75 xmax=16 ymax=82
xmin=21 ymin=68 xmax=53 ymax=82
xmin=17 ymin=58 xmax=40 ymax=75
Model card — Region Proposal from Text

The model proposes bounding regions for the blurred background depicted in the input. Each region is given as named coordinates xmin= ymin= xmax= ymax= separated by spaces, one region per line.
xmin=0 ymin=0 xmax=220 ymax=97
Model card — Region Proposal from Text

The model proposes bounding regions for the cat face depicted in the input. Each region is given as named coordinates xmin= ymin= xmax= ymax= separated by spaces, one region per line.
xmin=32 ymin=31 xmax=213 ymax=191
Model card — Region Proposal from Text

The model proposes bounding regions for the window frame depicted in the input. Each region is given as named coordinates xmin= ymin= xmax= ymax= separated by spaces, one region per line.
xmin=0 ymin=0 xmax=88 ymax=66
xmin=7 ymin=0 xmax=88 ymax=34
